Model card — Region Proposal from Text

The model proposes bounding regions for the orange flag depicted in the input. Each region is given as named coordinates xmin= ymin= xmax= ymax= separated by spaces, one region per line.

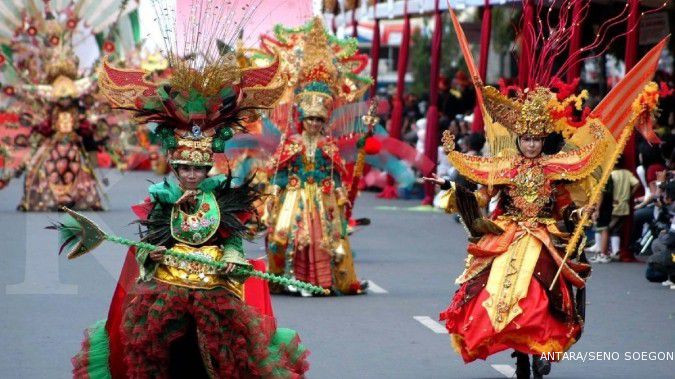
xmin=590 ymin=37 xmax=669 ymax=140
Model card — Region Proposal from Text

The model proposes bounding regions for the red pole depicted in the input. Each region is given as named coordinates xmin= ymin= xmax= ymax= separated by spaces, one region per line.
xmin=470 ymin=0 xmax=492 ymax=133
xmin=422 ymin=0 xmax=443 ymax=205
xmin=379 ymin=0 xmax=411 ymax=199
xmin=519 ymin=0 xmax=535 ymax=89
xmin=369 ymin=2 xmax=381 ymax=98
xmin=619 ymin=0 xmax=640 ymax=262
xmin=566 ymin=0 xmax=583 ymax=82
xmin=351 ymin=6 xmax=358 ymax=38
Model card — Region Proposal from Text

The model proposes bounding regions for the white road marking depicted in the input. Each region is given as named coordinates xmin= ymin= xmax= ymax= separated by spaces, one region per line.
xmin=491 ymin=364 xmax=515 ymax=378
xmin=366 ymin=280 xmax=388 ymax=294
xmin=413 ymin=316 xmax=448 ymax=334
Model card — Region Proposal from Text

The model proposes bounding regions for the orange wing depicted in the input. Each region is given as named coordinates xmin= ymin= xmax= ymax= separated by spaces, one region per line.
xmin=446 ymin=151 xmax=516 ymax=186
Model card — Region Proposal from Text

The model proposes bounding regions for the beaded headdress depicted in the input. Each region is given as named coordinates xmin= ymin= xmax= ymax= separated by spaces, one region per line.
xmin=0 ymin=0 xmax=137 ymax=101
xmin=260 ymin=17 xmax=371 ymax=121
xmin=449 ymin=0 xmax=668 ymax=155
xmin=97 ymin=1 xmax=285 ymax=166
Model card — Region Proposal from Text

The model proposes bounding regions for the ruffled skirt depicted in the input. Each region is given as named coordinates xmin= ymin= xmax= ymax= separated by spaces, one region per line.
xmin=73 ymin=282 xmax=309 ymax=378
xmin=440 ymin=278 xmax=580 ymax=363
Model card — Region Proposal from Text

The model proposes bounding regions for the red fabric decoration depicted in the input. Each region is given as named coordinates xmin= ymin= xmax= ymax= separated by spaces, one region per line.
xmin=243 ymin=259 xmax=275 ymax=317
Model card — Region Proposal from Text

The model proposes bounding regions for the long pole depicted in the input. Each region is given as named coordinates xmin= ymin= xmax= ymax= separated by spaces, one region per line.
xmin=422 ymin=0 xmax=443 ymax=205
xmin=550 ymin=119 xmax=636 ymax=290
xmin=617 ymin=0 xmax=641 ymax=262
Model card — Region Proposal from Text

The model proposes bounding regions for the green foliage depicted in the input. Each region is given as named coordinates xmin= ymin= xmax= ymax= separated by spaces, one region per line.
xmin=409 ymin=27 xmax=432 ymax=97
xmin=409 ymin=7 xmax=519 ymax=90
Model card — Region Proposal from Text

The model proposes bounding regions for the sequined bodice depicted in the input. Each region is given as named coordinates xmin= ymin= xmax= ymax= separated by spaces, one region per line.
xmin=501 ymin=158 xmax=555 ymax=219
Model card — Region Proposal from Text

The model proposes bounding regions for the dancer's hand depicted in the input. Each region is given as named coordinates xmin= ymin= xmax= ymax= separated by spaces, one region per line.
xmin=176 ymin=190 xmax=199 ymax=206
xmin=421 ymin=173 xmax=445 ymax=186
xmin=149 ymin=246 xmax=166 ymax=262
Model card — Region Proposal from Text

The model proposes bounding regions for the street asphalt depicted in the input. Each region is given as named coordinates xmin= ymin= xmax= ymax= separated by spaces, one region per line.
xmin=1 ymin=169 xmax=673 ymax=378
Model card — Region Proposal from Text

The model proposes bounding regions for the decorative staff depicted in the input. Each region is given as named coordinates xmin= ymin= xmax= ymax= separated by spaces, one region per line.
xmin=550 ymin=81 xmax=663 ymax=290
xmin=345 ymin=100 xmax=379 ymax=219
xmin=49 ymin=207 xmax=328 ymax=295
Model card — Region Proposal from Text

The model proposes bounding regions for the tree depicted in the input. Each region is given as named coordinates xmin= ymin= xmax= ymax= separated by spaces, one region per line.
xmin=409 ymin=25 xmax=431 ymax=97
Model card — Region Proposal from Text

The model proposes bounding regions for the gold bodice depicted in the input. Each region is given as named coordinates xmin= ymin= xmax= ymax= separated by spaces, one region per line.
xmin=154 ymin=244 xmax=243 ymax=297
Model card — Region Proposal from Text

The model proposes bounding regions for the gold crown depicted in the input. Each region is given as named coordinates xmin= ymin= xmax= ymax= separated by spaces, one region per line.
xmin=296 ymin=91 xmax=334 ymax=120
xmin=45 ymin=50 xmax=79 ymax=82
xmin=483 ymin=86 xmax=556 ymax=136
xmin=51 ymin=75 xmax=78 ymax=99
xmin=168 ymin=126 xmax=217 ymax=166
xmin=296 ymin=19 xmax=340 ymax=95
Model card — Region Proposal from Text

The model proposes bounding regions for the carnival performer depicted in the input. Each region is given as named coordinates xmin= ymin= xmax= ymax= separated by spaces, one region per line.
xmin=263 ymin=18 xmax=372 ymax=296
xmin=58 ymin=2 xmax=310 ymax=377
xmin=0 ymin=0 xmax=139 ymax=211
xmin=423 ymin=3 xmax=668 ymax=378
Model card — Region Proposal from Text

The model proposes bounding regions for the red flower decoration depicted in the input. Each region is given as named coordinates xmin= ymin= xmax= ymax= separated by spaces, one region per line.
xmin=66 ymin=18 xmax=78 ymax=30
xmin=49 ymin=36 xmax=60 ymax=46
xmin=364 ymin=136 xmax=382 ymax=155
xmin=26 ymin=27 xmax=37 ymax=36
xmin=201 ymin=203 xmax=210 ymax=212
xmin=103 ymin=41 xmax=116 ymax=54
xmin=3 ymin=86 xmax=15 ymax=96
xmin=0 ymin=54 xmax=5 ymax=66
xmin=321 ymin=181 xmax=331 ymax=194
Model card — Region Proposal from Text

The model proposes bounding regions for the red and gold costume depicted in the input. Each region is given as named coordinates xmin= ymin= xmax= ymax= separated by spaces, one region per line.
xmin=440 ymin=3 xmax=667 ymax=370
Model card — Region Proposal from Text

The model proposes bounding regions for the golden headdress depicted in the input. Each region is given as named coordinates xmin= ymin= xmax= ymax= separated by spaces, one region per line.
xmin=481 ymin=85 xmax=588 ymax=138
xmin=260 ymin=17 xmax=372 ymax=121
xmin=97 ymin=0 xmax=285 ymax=167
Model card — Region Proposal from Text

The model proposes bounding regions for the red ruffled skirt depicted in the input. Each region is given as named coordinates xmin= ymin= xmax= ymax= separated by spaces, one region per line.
xmin=72 ymin=279 xmax=309 ymax=379
xmin=440 ymin=278 xmax=580 ymax=363
xmin=120 ymin=282 xmax=308 ymax=378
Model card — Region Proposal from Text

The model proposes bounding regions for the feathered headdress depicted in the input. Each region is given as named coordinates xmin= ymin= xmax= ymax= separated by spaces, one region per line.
xmin=0 ymin=0 xmax=138 ymax=101
xmin=97 ymin=0 xmax=285 ymax=166
xmin=450 ymin=0 xmax=668 ymax=152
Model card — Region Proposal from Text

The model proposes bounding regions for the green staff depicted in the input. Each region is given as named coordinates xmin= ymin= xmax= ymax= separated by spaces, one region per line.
xmin=50 ymin=207 xmax=328 ymax=295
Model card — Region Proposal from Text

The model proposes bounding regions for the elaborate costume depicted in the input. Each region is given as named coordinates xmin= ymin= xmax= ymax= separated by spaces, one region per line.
xmin=437 ymin=4 xmax=667 ymax=378
xmin=0 ymin=0 xmax=139 ymax=211
xmin=65 ymin=2 xmax=309 ymax=377
xmin=262 ymin=18 xmax=371 ymax=295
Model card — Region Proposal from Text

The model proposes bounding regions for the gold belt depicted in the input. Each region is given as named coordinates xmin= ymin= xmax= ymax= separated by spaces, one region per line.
xmin=154 ymin=244 xmax=243 ymax=298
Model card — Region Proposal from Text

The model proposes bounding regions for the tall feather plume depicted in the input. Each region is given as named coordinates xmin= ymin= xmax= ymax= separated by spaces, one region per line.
xmin=517 ymin=0 xmax=669 ymax=89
